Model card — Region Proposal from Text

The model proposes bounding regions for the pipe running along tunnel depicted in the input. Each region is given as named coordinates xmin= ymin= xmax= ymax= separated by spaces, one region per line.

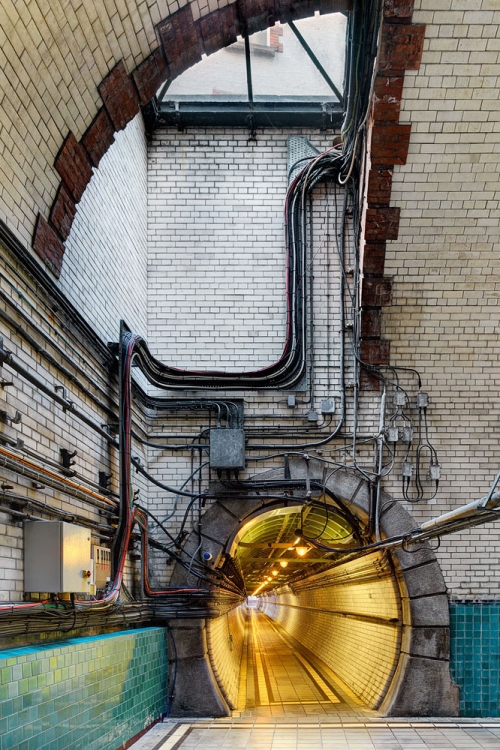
xmin=169 ymin=457 xmax=459 ymax=717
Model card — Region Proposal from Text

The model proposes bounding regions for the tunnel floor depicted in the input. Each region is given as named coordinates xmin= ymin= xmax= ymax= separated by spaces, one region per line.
xmin=237 ymin=609 xmax=371 ymax=718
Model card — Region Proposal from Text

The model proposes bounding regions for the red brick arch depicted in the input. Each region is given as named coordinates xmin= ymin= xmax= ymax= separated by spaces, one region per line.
xmin=32 ymin=0 xmax=425 ymax=378
xmin=32 ymin=0 xmax=349 ymax=276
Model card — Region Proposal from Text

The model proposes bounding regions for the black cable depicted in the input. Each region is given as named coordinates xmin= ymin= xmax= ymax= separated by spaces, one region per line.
xmin=165 ymin=625 xmax=178 ymax=717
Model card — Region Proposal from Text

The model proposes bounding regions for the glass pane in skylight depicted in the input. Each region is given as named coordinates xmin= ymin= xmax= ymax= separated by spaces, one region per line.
xmin=250 ymin=15 xmax=345 ymax=101
xmin=166 ymin=44 xmax=248 ymax=101
xmin=163 ymin=12 xmax=346 ymax=103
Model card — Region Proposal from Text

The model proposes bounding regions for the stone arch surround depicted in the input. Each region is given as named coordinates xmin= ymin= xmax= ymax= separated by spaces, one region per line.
xmin=169 ymin=458 xmax=459 ymax=717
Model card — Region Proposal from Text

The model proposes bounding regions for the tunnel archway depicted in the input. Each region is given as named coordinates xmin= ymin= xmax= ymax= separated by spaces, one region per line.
xmin=169 ymin=457 xmax=459 ymax=717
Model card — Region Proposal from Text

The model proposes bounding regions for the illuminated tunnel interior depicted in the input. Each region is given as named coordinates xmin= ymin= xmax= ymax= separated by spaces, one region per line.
xmin=220 ymin=503 xmax=400 ymax=717
xmin=169 ymin=461 xmax=459 ymax=718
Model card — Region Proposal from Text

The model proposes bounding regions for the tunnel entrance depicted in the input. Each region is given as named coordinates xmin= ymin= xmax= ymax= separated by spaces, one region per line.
xmin=226 ymin=503 xmax=376 ymax=717
xmin=169 ymin=458 xmax=459 ymax=718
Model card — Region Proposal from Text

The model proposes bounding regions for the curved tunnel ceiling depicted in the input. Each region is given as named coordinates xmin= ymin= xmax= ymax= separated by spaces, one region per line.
xmin=230 ymin=502 xmax=355 ymax=594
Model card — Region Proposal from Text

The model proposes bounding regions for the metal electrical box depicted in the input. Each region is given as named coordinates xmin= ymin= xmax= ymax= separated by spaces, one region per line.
xmin=92 ymin=545 xmax=111 ymax=589
xmin=24 ymin=521 xmax=92 ymax=593
xmin=209 ymin=428 xmax=245 ymax=470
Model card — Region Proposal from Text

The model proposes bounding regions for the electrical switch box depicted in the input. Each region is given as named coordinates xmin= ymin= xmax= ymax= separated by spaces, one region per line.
xmin=209 ymin=428 xmax=245 ymax=470
xmin=92 ymin=545 xmax=111 ymax=589
xmin=24 ymin=521 xmax=92 ymax=594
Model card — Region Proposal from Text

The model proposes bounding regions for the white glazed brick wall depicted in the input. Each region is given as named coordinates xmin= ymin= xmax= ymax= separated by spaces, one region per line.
xmin=0 ymin=0 xmax=166 ymax=250
xmin=2 ymin=0 xmax=500 ymax=606
xmin=382 ymin=0 xmax=500 ymax=598
xmin=147 ymin=117 xmax=500 ymax=599
xmin=60 ymin=115 xmax=149 ymax=343
xmin=0 ymin=2 xmax=341 ymax=256
xmin=0 ymin=116 xmax=147 ymax=601
xmin=145 ymin=126 xmax=356 ymax=582
xmin=149 ymin=129 xmax=326 ymax=369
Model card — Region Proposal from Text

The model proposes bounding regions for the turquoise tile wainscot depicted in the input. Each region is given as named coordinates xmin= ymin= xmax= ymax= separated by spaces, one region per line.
xmin=0 ymin=627 xmax=168 ymax=750
xmin=450 ymin=601 xmax=500 ymax=717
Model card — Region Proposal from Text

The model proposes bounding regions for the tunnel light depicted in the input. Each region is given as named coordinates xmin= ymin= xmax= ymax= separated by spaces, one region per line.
xmin=279 ymin=561 xmax=288 ymax=568
xmin=295 ymin=546 xmax=310 ymax=557
xmin=267 ymin=577 xmax=272 ymax=581
xmin=271 ymin=570 xmax=278 ymax=576
xmin=251 ymin=582 xmax=267 ymax=596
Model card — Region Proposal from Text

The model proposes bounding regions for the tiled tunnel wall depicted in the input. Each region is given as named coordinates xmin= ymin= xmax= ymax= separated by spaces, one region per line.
xmin=0 ymin=627 xmax=167 ymax=750
xmin=206 ymin=605 xmax=247 ymax=710
xmin=201 ymin=599 xmax=500 ymax=717
xmin=258 ymin=552 xmax=402 ymax=709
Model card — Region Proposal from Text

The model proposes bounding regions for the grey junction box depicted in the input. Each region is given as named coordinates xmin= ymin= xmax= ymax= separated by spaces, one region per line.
xmin=24 ymin=521 xmax=92 ymax=593
xmin=209 ymin=428 xmax=246 ymax=470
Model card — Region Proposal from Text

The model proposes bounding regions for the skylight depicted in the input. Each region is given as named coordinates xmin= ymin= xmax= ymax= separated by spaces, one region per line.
xmin=162 ymin=14 xmax=346 ymax=104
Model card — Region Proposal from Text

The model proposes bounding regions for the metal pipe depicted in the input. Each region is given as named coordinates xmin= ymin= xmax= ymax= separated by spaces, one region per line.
xmin=0 ymin=491 xmax=113 ymax=536
xmin=0 ymin=445 xmax=117 ymax=511
xmin=420 ymin=490 xmax=500 ymax=531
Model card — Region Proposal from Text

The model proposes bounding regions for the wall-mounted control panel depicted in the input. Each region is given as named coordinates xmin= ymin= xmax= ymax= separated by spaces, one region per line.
xmin=24 ymin=521 xmax=92 ymax=594
xmin=92 ymin=545 xmax=111 ymax=589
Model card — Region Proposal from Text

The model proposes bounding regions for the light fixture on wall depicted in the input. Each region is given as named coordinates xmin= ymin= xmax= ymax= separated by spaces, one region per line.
xmin=271 ymin=570 xmax=278 ymax=576
xmin=279 ymin=561 xmax=288 ymax=568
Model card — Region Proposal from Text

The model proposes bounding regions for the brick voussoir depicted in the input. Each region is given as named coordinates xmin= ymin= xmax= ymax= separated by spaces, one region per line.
xmin=157 ymin=6 xmax=204 ymax=78
xmin=365 ymin=207 xmax=400 ymax=242
xmin=54 ymin=132 xmax=93 ymax=204
xmin=383 ymin=0 xmax=414 ymax=22
xmin=373 ymin=75 xmax=405 ymax=123
xmin=49 ymin=183 xmax=76 ymax=242
xmin=366 ymin=169 xmax=393 ymax=206
xmin=200 ymin=5 xmax=240 ymax=56
xmin=360 ymin=308 xmax=382 ymax=339
xmin=360 ymin=338 xmax=391 ymax=366
xmin=370 ymin=123 xmax=412 ymax=166
xmin=132 ymin=49 xmax=169 ymax=106
xmin=82 ymin=108 xmax=115 ymax=169
xmin=32 ymin=214 xmax=65 ymax=278
xmin=98 ymin=61 xmax=140 ymax=132
xmin=378 ymin=23 xmax=426 ymax=74
xmin=362 ymin=243 xmax=387 ymax=276
xmin=361 ymin=277 xmax=393 ymax=307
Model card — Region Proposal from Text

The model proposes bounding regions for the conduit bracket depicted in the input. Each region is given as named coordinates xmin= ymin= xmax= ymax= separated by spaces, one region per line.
xmin=287 ymin=136 xmax=319 ymax=184
xmin=60 ymin=448 xmax=77 ymax=477
xmin=0 ymin=409 xmax=22 ymax=425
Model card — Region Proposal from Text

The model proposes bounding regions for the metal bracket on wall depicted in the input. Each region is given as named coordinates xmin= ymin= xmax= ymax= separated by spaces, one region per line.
xmin=60 ymin=448 xmax=77 ymax=477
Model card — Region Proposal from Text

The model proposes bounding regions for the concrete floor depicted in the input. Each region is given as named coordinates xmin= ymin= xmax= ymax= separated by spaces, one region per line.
xmin=132 ymin=610 xmax=500 ymax=749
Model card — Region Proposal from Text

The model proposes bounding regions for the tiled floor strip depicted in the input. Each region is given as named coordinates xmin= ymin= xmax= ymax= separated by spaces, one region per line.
xmin=133 ymin=721 xmax=500 ymax=750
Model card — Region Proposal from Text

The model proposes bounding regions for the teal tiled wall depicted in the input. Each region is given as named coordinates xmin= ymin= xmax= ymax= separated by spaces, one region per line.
xmin=0 ymin=627 xmax=167 ymax=750
xmin=450 ymin=602 xmax=500 ymax=716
